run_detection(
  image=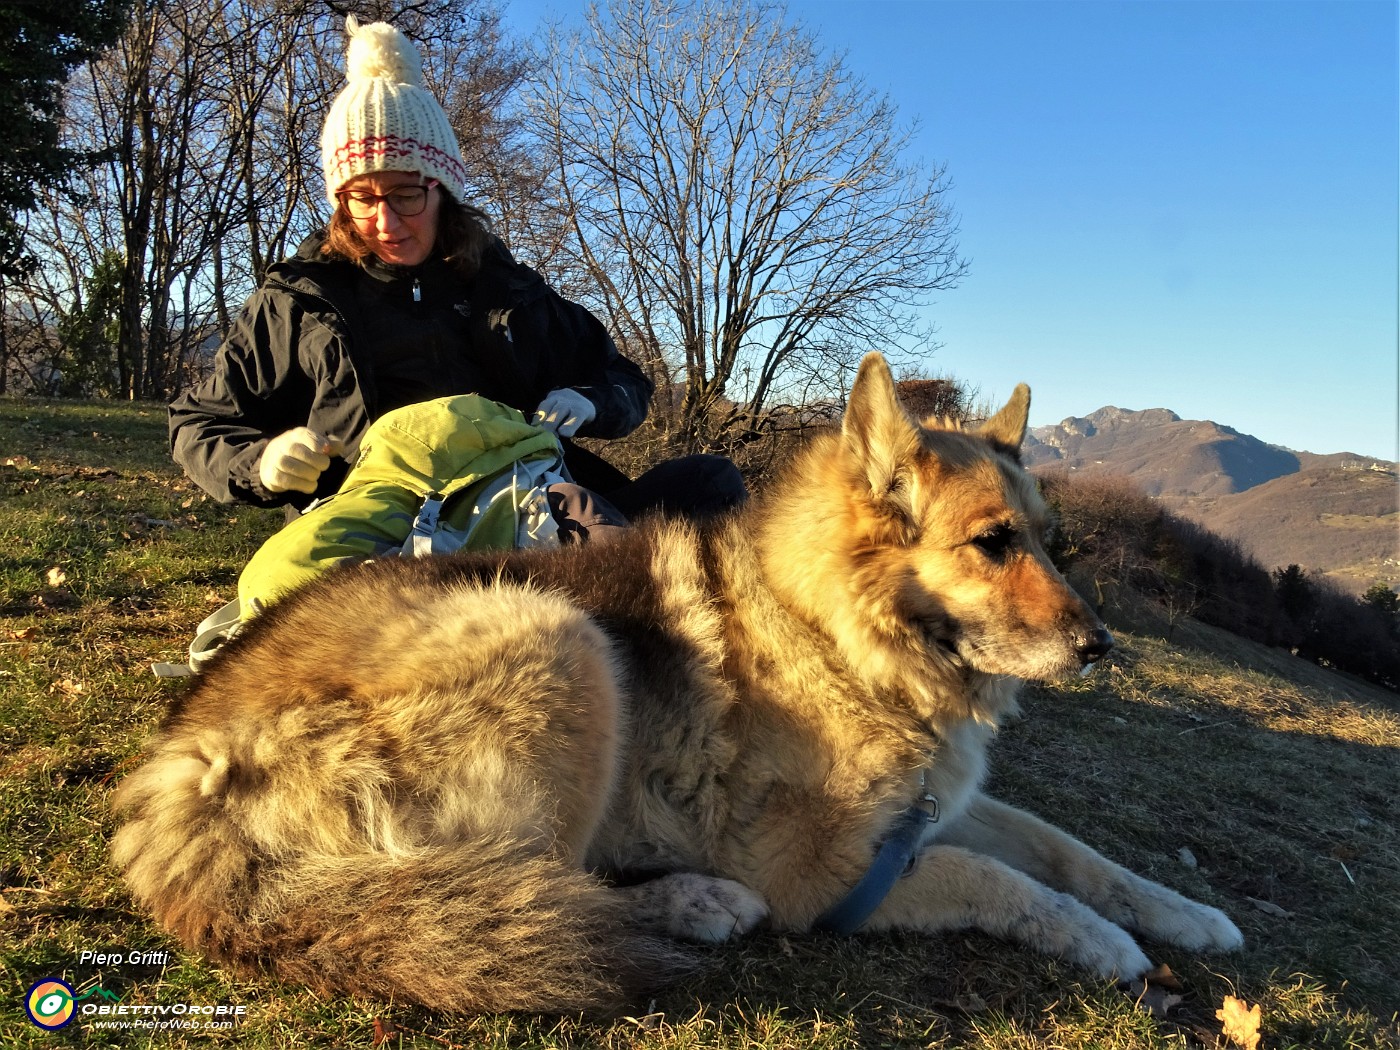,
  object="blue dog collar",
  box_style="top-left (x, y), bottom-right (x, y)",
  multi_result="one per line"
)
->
top-left (815, 786), bottom-right (940, 935)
